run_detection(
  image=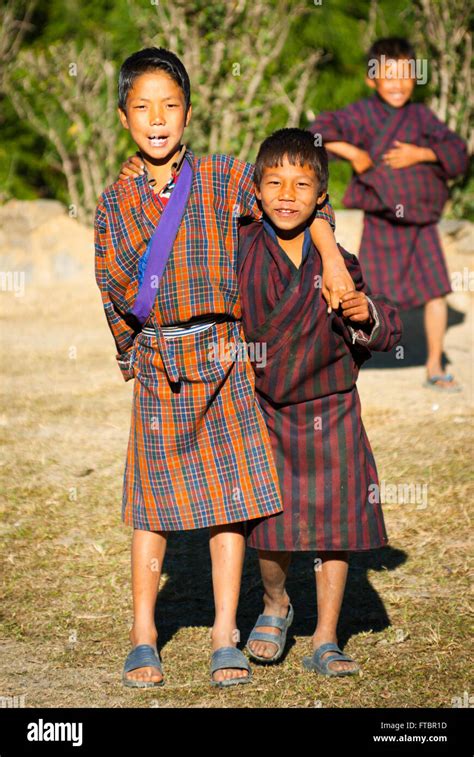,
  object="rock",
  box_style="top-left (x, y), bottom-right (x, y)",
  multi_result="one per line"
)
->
top-left (333, 209), bottom-right (364, 254)
top-left (439, 219), bottom-right (471, 237)
top-left (0, 199), bottom-right (471, 288)
top-left (439, 219), bottom-right (473, 256)
top-left (0, 199), bottom-right (66, 233)
top-left (0, 200), bottom-right (93, 285)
